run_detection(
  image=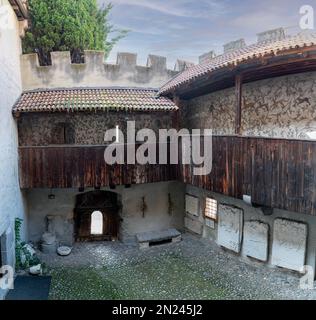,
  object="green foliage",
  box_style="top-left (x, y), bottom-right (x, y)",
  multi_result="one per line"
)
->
top-left (15, 218), bottom-right (23, 270)
top-left (23, 0), bottom-right (128, 65)
top-left (15, 218), bottom-right (41, 270)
